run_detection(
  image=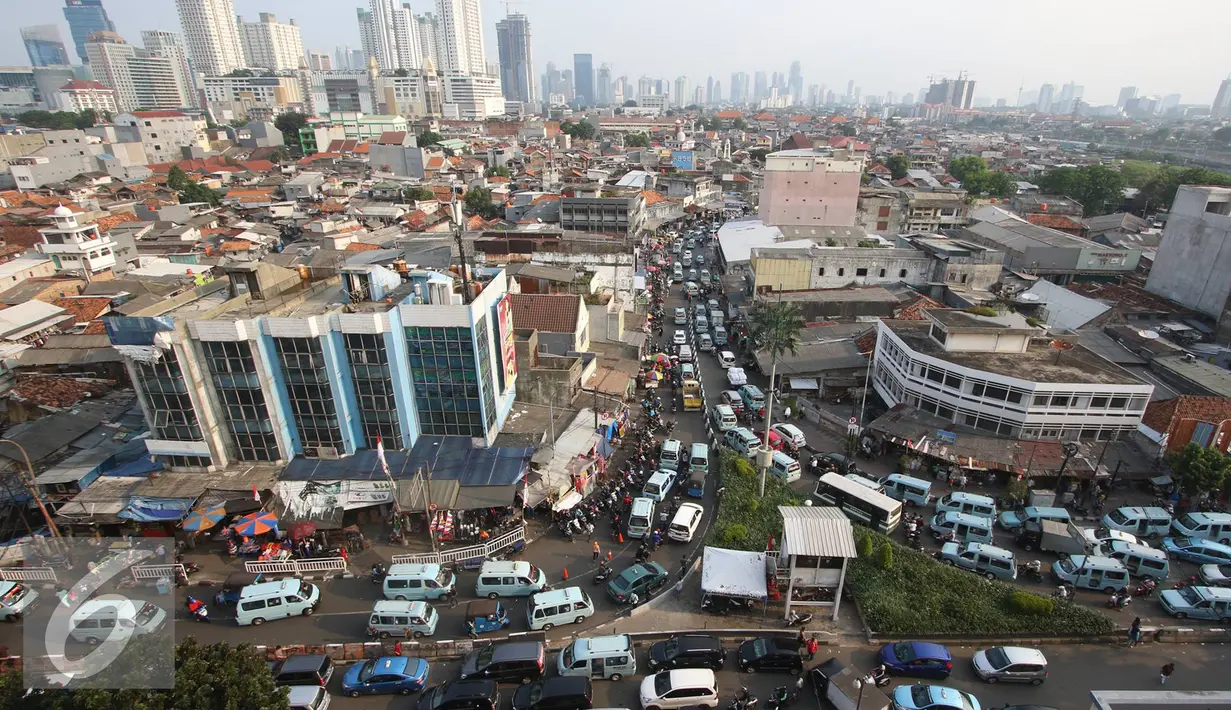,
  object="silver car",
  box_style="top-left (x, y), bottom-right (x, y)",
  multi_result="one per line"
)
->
top-left (971, 646), bottom-right (1048, 685)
